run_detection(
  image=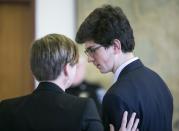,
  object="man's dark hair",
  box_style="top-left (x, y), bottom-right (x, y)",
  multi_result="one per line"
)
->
top-left (76, 5), bottom-right (135, 53)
